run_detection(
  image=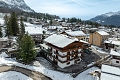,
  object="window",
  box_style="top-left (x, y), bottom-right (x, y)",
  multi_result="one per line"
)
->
top-left (116, 61), bottom-right (119, 63)
top-left (67, 62), bottom-right (70, 65)
top-left (76, 45), bottom-right (78, 48)
top-left (67, 52), bottom-right (70, 55)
